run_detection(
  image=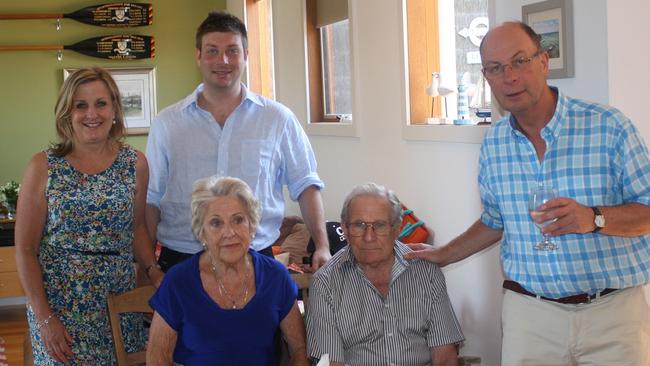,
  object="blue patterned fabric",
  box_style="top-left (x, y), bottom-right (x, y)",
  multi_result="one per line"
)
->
top-left (27, 146), bottom-right (146, 365)
top-left (479, 88), bottom-right (650, 298)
